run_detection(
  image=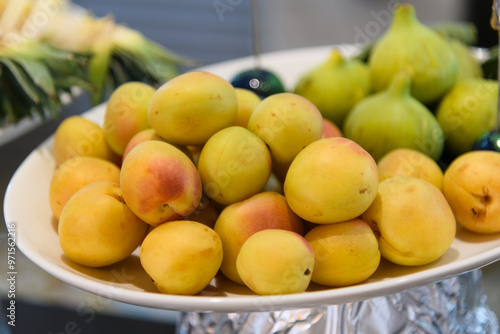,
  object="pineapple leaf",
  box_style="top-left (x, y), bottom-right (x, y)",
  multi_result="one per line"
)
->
top-left (88, 42), bottom-right (113, 105)
top-left (14, 57), bottom-right (57, 99)
top-left (0, 57), bottom-right (41, 105)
